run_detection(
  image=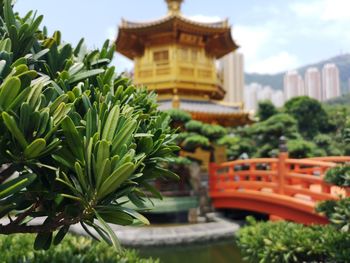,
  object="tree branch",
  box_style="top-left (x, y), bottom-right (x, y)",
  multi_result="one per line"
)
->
top-left (0, 214), bottom-right (81, 235)
top-left (12, 201), bottom-right (40, 225)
